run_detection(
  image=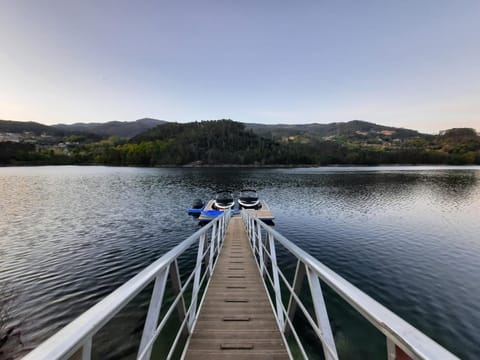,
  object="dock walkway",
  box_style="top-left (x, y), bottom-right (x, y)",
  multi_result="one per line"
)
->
top-left (185, 217), bottom-right (289, 359)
